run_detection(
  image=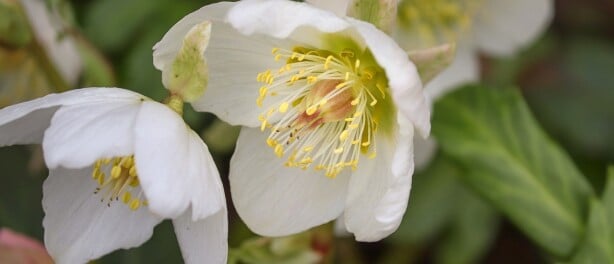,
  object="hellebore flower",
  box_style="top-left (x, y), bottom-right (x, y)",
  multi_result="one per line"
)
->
top-left (154, 0), bottom-right (430, 241)
top-left (394, 0), bottom-right (553, 99)
top-left (0, 21), bottom-right (227, 264)
top-left (0, 88), bottom-right (227, 263)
